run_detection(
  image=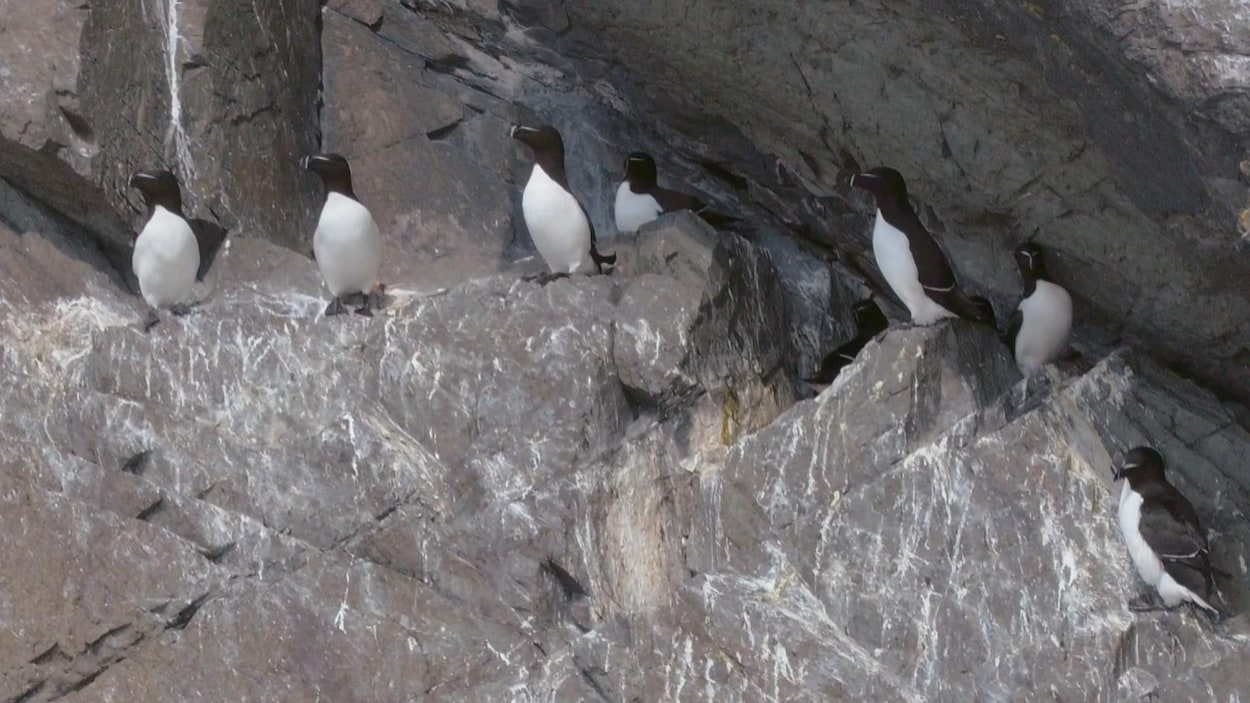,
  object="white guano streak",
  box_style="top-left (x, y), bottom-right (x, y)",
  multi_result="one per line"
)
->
top-left (164, 0), bottom-right (195, 176)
